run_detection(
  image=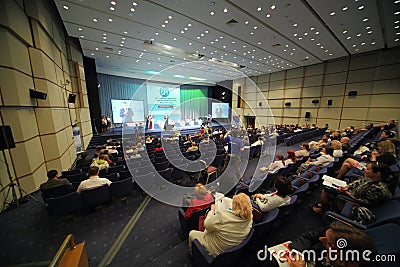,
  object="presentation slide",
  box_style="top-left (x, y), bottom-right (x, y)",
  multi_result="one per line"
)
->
top-left (212, 102), bottom-right (229, 118)
top-left (111, 99), bottom-right (145, 124)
